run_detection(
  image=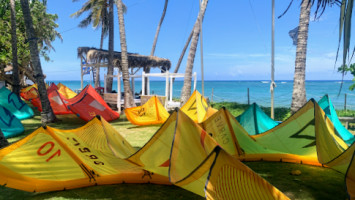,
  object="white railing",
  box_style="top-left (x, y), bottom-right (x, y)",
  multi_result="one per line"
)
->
top-left (103, 71), bottom-right (197, 111)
